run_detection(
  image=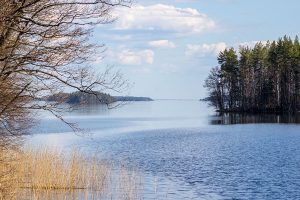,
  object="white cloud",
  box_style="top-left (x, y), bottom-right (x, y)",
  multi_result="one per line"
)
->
top-left (114, 4), bottom-right (216, 34)
top-left (238, 40), bottom-right (268, 48)
top-left (94, 56), bottom-right (104, 64)
top-left (118, 49), bottom-right (154, 65)
top-left (186, 42), bottom-right (227, 57)
top-left (148, 40), bottom-right (176, 48)
top-left (185, 40), bottom-right (269, 58)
